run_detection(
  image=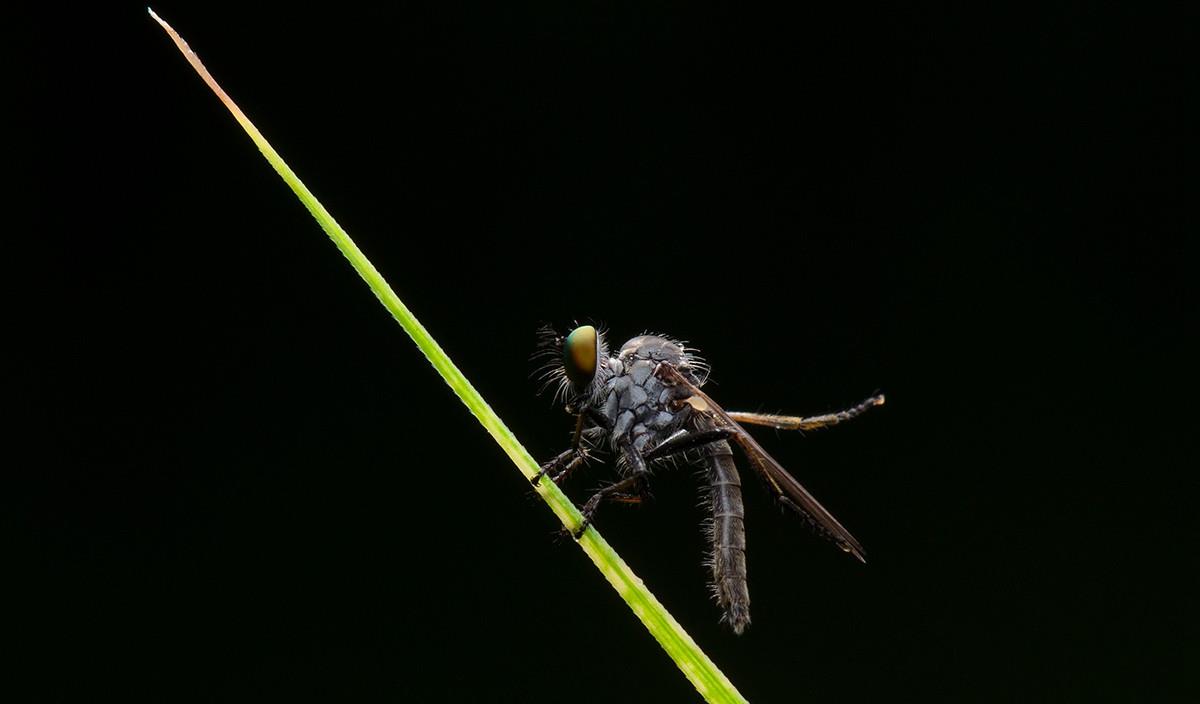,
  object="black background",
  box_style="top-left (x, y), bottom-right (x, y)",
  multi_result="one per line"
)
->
top-left (28, 4), bottom-right (1194, 702)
